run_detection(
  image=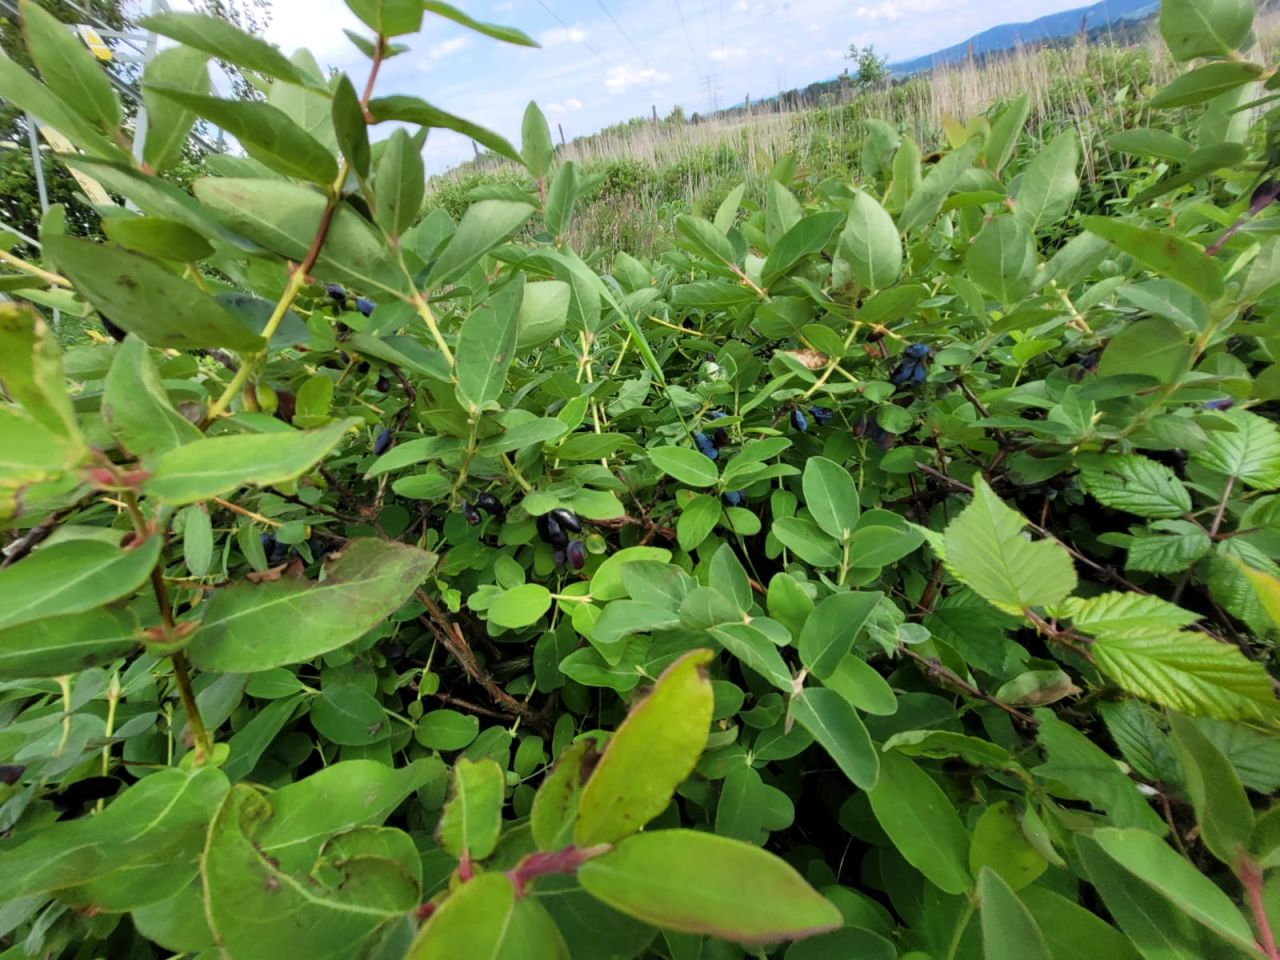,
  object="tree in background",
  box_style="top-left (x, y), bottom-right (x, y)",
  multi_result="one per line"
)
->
top-left (846, 42), bottom-right (889, 91)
